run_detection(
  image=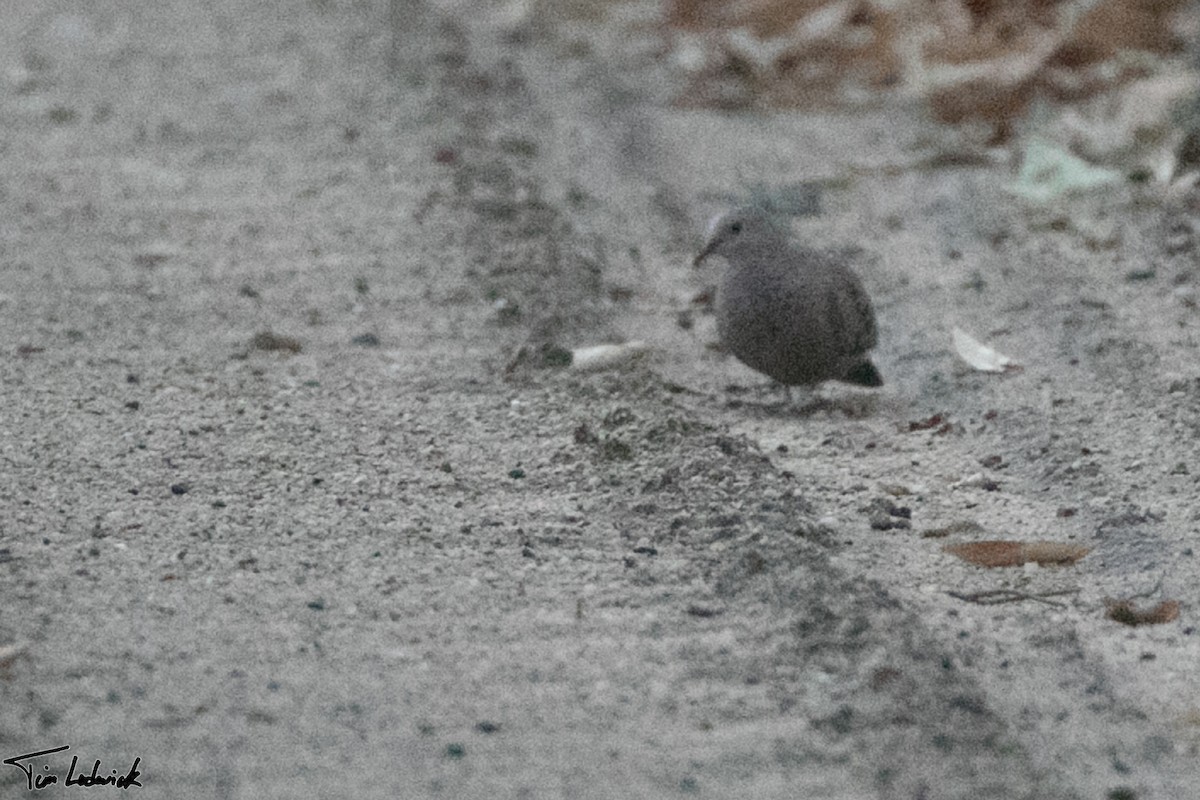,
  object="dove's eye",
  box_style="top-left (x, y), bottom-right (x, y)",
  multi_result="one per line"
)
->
top-left (729, 221), bottom-right (743, 235)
